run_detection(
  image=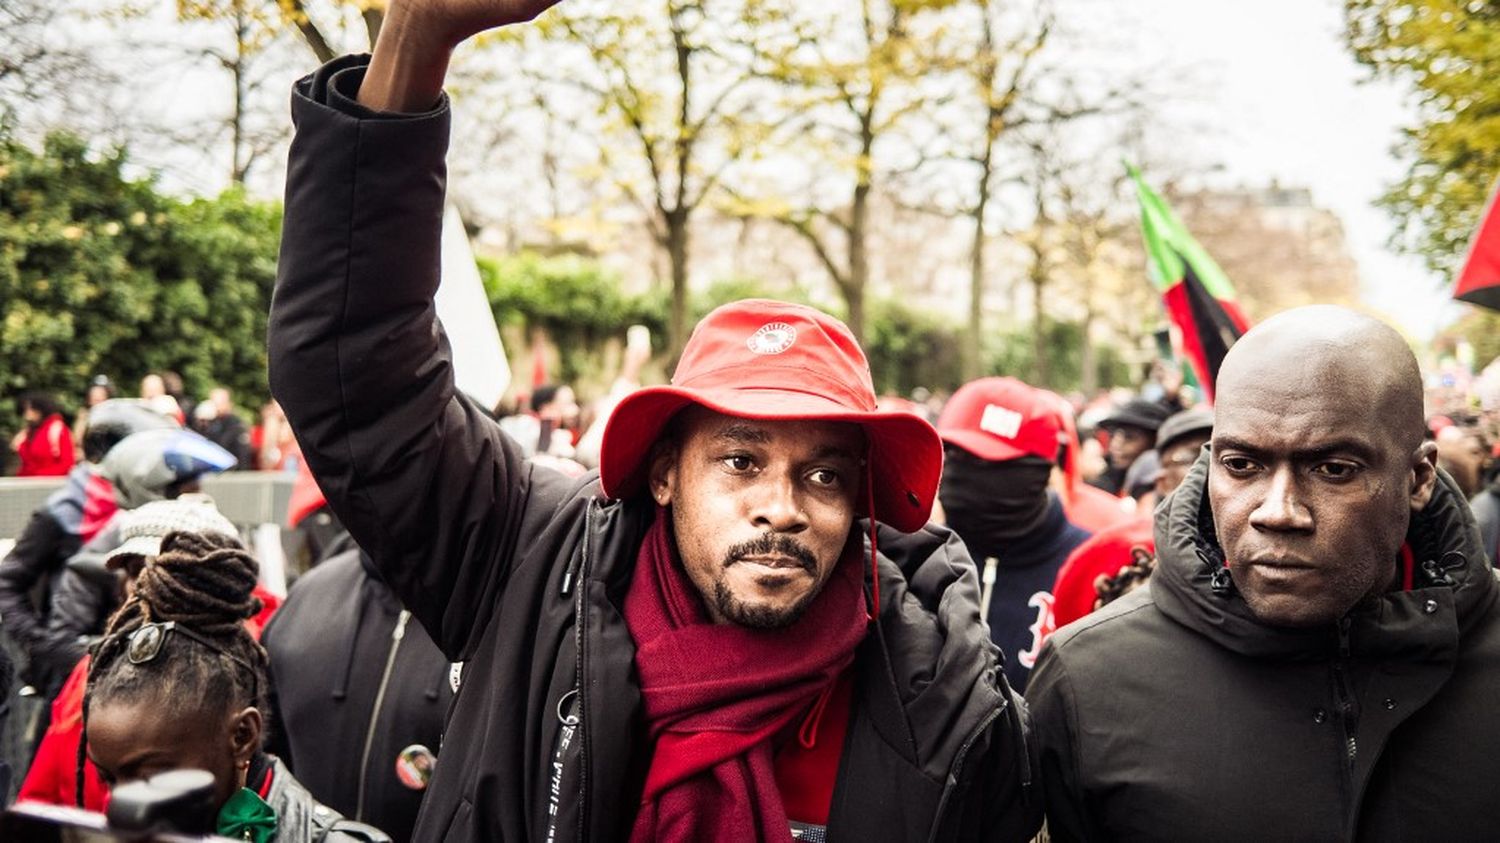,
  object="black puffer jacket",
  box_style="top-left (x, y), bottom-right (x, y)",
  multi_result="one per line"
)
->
top-left (263, 547), bottom-right (452, 843)
top-left (1029, 453), bottom-right (1500, 841)
top-left (0, 511), bottom-right (84, 695)
top-left (1471, 472), bottom-right (1500, 565)
top-left (268, 55), bottom-right (1040, 843)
